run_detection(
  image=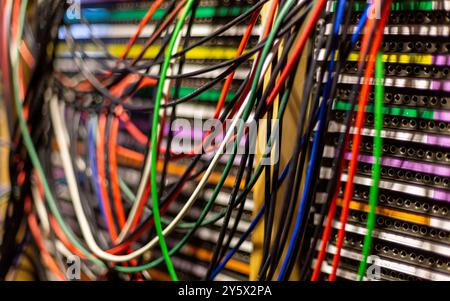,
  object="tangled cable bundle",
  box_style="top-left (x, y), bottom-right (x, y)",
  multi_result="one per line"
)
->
top-left (4, 0), bottom-right (446, 282)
